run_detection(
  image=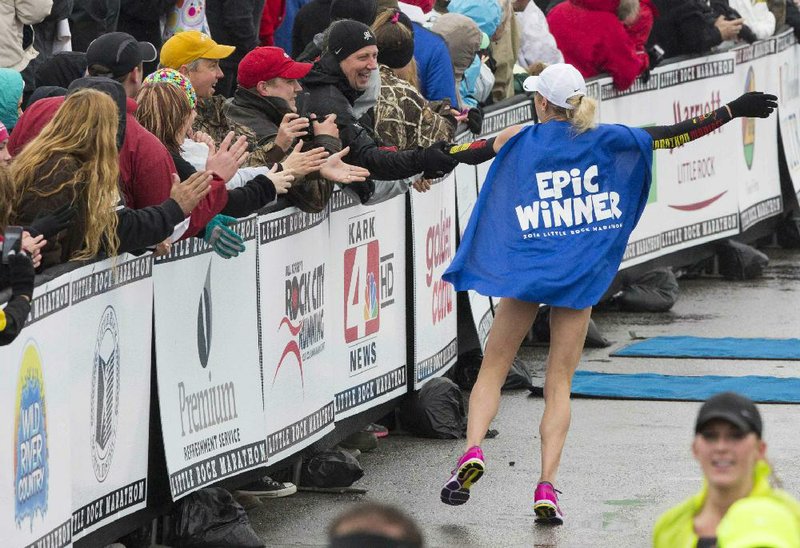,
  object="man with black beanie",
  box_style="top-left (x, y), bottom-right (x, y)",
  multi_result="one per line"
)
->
top-left (302, 19), bottom-right (458, 202)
